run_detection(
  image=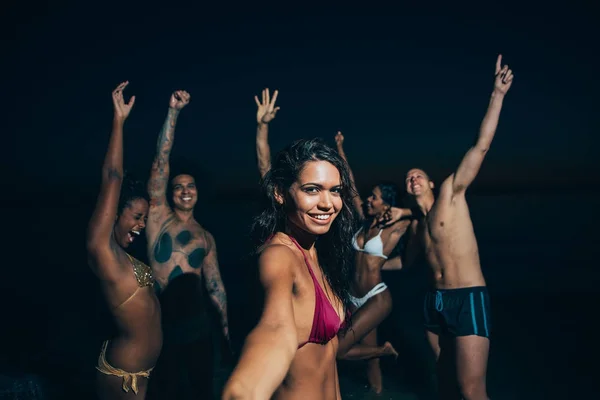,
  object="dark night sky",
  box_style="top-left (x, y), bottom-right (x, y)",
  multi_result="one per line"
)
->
top-left (3, 4), bottom-right (598, 199)
top-left (1, 7), bottom-right (598, 397)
